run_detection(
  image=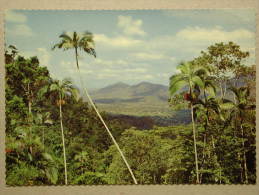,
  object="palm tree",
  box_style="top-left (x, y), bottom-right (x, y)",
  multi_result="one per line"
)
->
top-left (49, 78), bottom-right (79, 185)
top-left (194, 96), bottom-right (225, 183)
top-left (52, 31), bottom-right (138, 184)
top-left (169, 62), bottom-right (208, 184)
top-left (226, 86), bottom-right (255, 184)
